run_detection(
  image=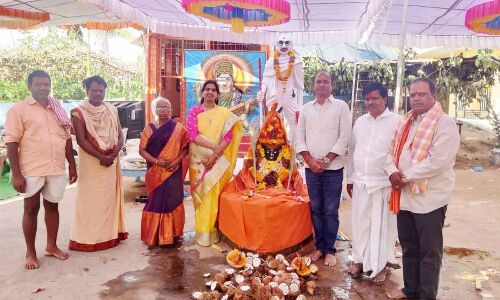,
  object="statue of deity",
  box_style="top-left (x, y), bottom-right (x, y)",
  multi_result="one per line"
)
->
top-left (257, 35), bottom-right (304, 143)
